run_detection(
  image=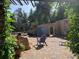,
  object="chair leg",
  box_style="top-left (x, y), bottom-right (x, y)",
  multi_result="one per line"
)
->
top-left (44, 42), bottom-right (48, 46)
